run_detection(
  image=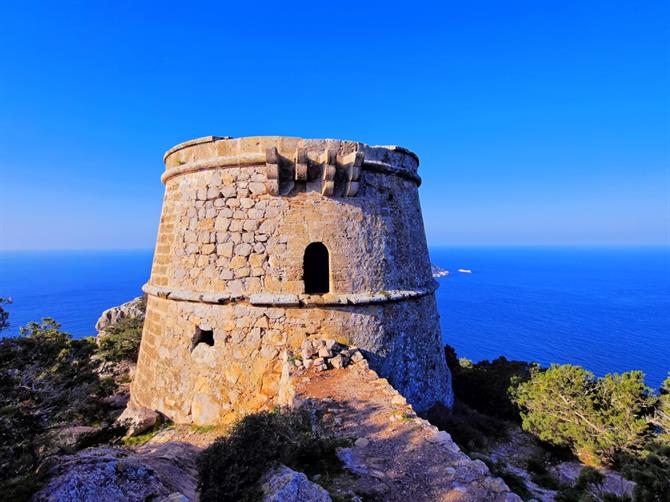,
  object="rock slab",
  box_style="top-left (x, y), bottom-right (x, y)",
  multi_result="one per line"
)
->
top-left (34, 442), bottom-right (199, 502)
top-left (260, 464), bottom-right (332, 502)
